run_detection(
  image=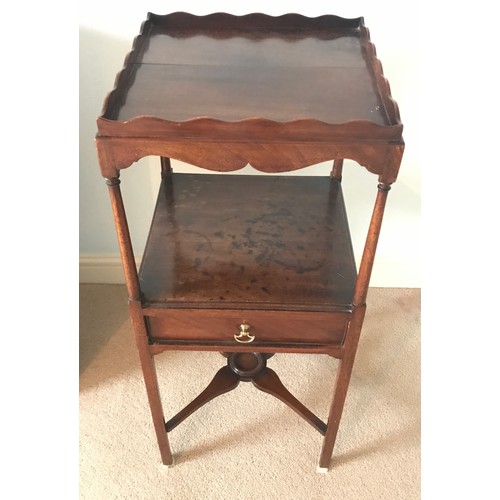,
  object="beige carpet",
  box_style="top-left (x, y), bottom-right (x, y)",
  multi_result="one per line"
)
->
top-left (80, 285), bottom-right (420, 499)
